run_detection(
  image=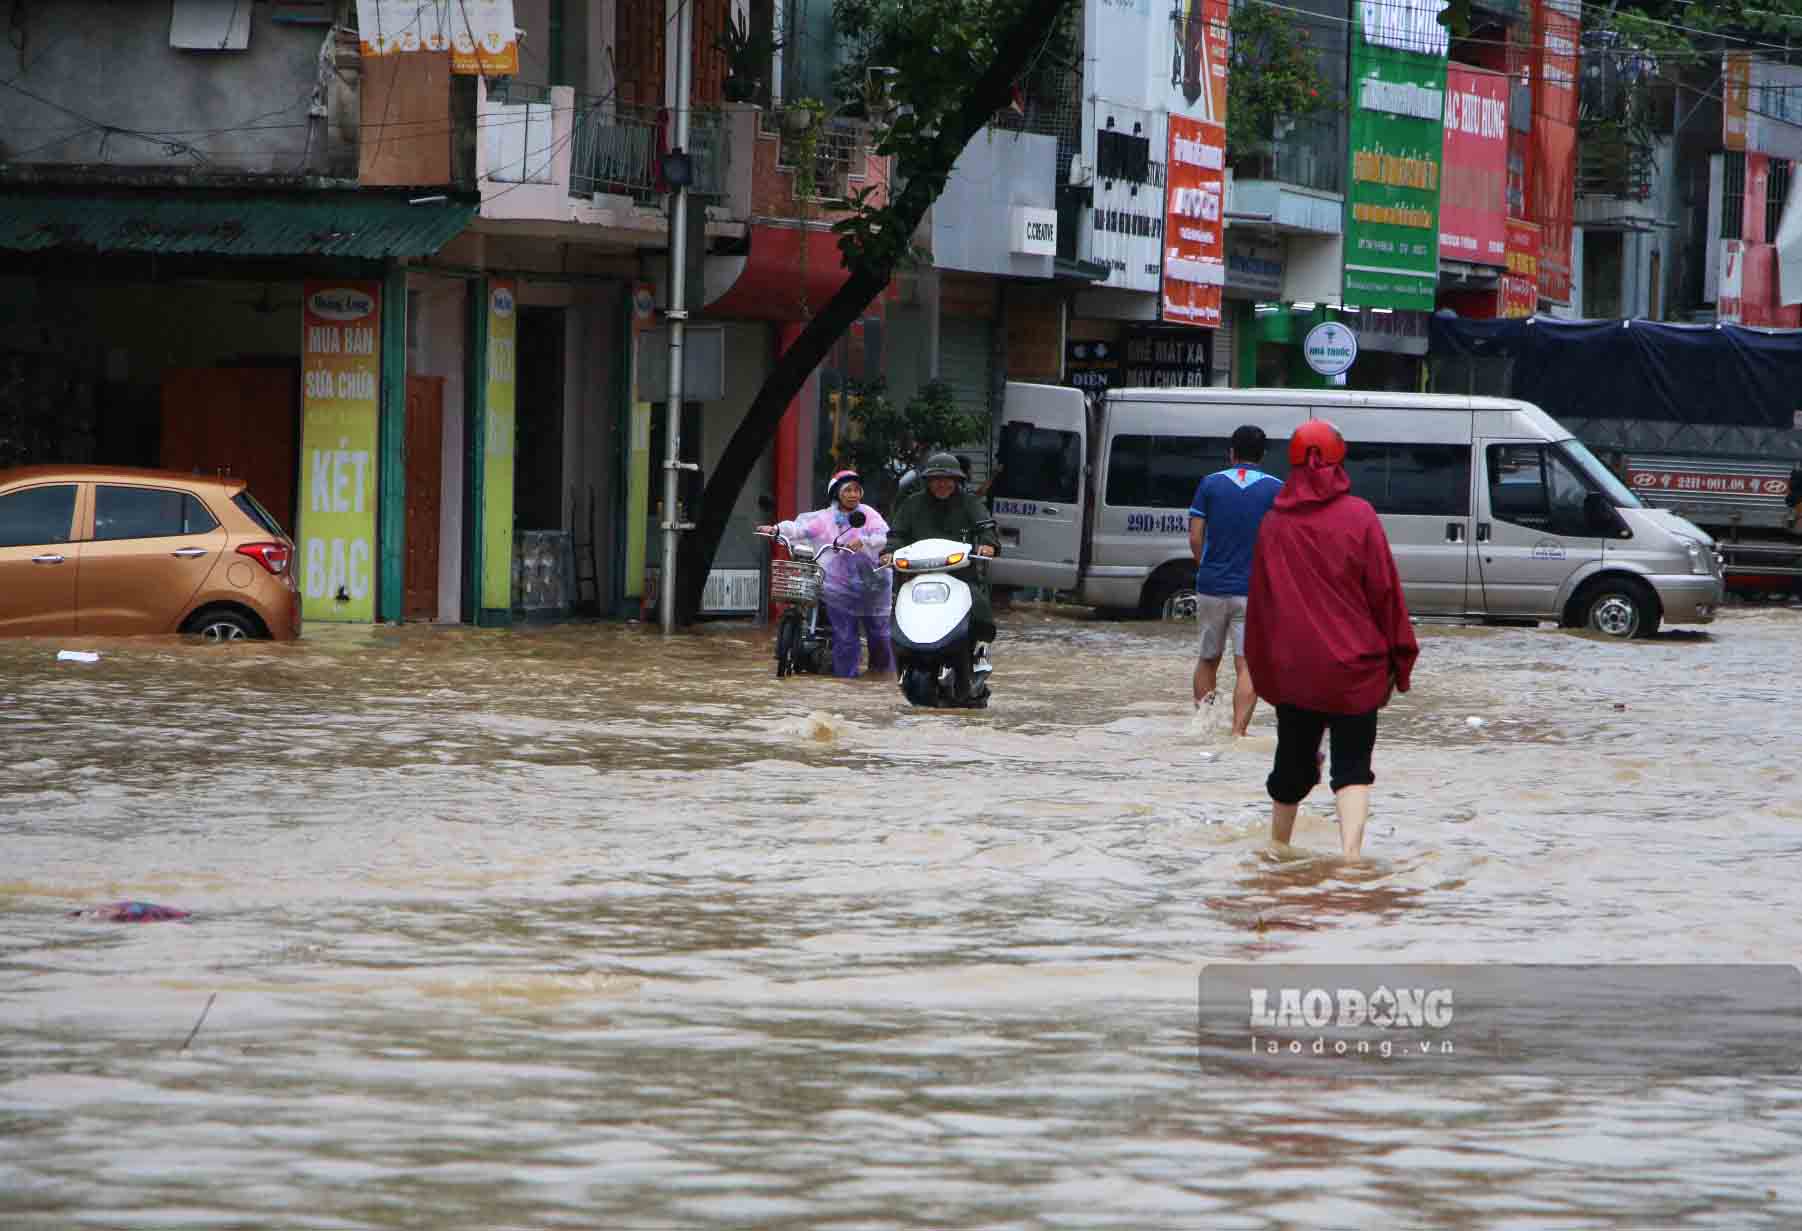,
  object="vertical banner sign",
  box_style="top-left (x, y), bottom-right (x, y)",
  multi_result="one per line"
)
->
top-left (1440, 66), bottom-right (1510, 266)
top-left (1532, 0), bottom-right (1579, 305)
top-left (1501, 218), bottom-right (1541, 317)
top-left (1724, 53), bottom-right (1750, 151)
top-left (1345, 0), bottom-right (1449, 310)
top-left (1163, 116), bottom-right (1226, 325)
top-left (1161, 0), bottom-right (1229, 326)
top-left (482, 280), bottom-right (517, 612)
top-left (1080, 0), bottom-right (1164, 294)
top-left (355, 1), bottom-right (519, 75)
top-left (299, 282), bottom-right (381, 623)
